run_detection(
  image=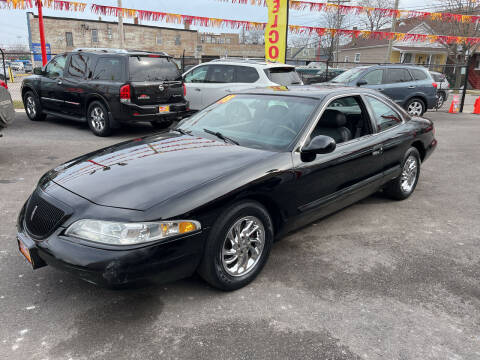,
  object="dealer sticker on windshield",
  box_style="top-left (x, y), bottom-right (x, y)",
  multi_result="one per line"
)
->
top-left (216, 95), bottom-right (236, 104)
